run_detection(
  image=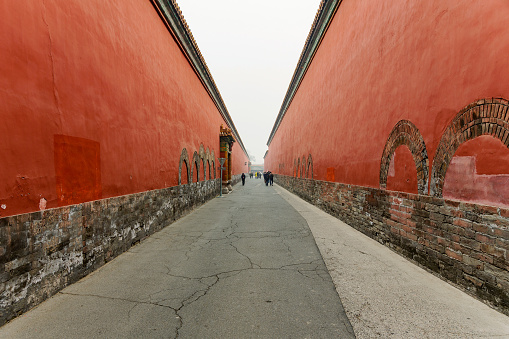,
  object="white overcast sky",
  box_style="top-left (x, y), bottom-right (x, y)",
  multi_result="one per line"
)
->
top-left (176, 0), bottom-right (322, 164)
